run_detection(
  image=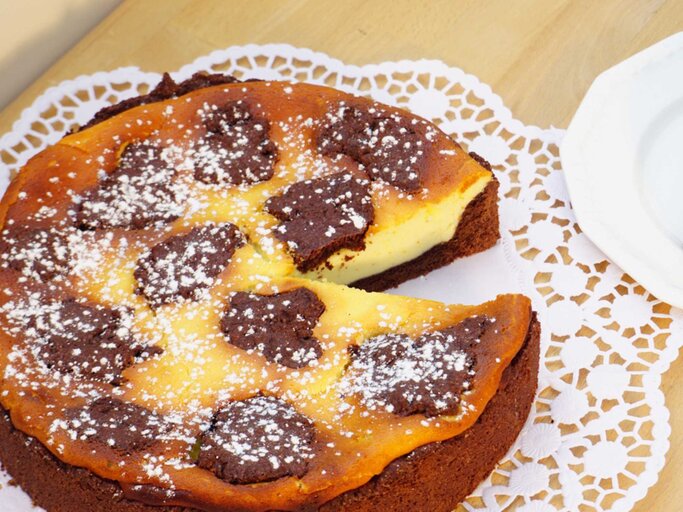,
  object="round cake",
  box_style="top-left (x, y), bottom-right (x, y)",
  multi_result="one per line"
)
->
top-left (0, 72), bottom-right (539, 512)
